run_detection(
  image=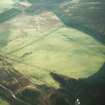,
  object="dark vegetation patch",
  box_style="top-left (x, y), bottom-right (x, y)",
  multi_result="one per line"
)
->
top-left (0, 8), bottom-right (21, 23)
top-left (0, 55), bottom-right (31, 93)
